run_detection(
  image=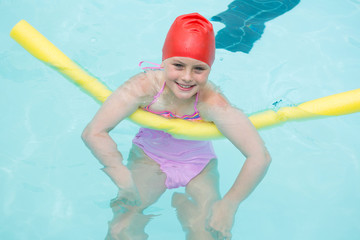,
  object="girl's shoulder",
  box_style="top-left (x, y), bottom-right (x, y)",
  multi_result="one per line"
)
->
top-left (122, 70), bottom-right (164, 98)
top-left (144, 69), bottom-right (164, 89)
top-left (198, 81), bottom-right (232, 121)
top-left (199, 81), bottom-right (230, 107)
